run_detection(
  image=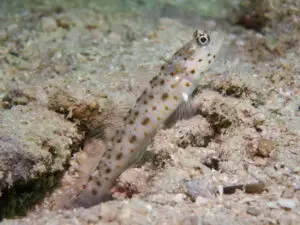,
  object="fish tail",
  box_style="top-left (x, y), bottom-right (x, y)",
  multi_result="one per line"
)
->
top-left (58, 138), bottom-right (108, 209)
